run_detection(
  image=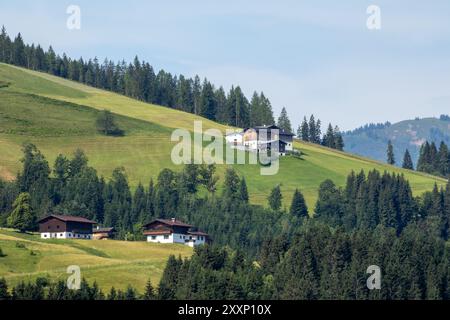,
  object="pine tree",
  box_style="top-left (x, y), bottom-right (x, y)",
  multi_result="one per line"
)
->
top-left (223, 168), bottom-right (240, 199)
top-left (277, 107), bottom-right (292, 133)
top-left (268, 185), bottom-right (282, 211)
top-left (300, 116), bottom-right (309, 141)
top-left (308, 115), bottom-right (317, 143)
top-left (387, 140), bottom-right (395, 165)
top-left (322, 124), bottom-right (335, 148)
top-left (200, 79), bottom-right (217, 121)
top-left (7, 193), bottom-right (35, 232)
top-left (402, 149), bottom-right (414, 170)
top-left (158, 255), bottom-right (182, 300)
top-left (238, 178), bottom-right (249, 203)
top-left (333, 126), bottom-right (344, 151)
top-left (289, 189), bottom-right (308, 218)
top-left (0, 277), bottom-right (10, 300)
top-left (143, 279), bottom-right (156, 300)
